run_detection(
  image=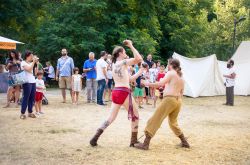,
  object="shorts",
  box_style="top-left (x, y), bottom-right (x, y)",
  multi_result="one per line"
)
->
top-left (144, 87), bottom-right (149, 96)
top-left (112, 87), bottom-right (129, 105)
top-left (35, 92), bottom-right (43, 102)
top-left (106, 79), bottom-right (113, 89)
top-left (134, 87), bottom-right (143, 97)
top-left (59, 76), bottom-right (72, 89)
top-left (155, 90), bottom-right (160, 97)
